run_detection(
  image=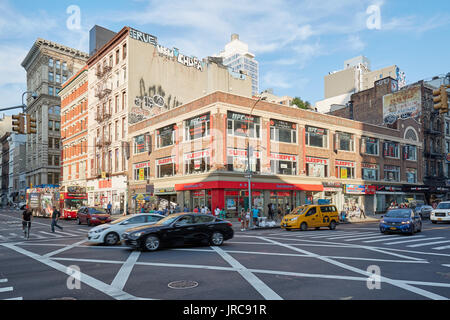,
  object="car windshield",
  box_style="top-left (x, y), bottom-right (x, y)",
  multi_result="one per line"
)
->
top-left (90, 207), bottom-right (108, 214)
top-left (65, 199), bottom-right (86, 210)
top-left (153, 215), bottom-right (181, 226)
top-left (437, 203), bottom-right (450, 209)
top-left (290, 206), bottom-right (307, 215)
top-left (385, 209), bottom-right (412, 219)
